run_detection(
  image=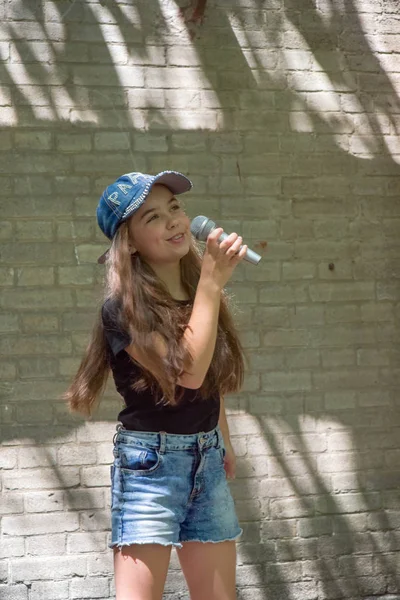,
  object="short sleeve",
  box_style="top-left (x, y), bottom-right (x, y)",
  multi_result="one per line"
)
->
top-left (101, 298), bottom-right (132, 357)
